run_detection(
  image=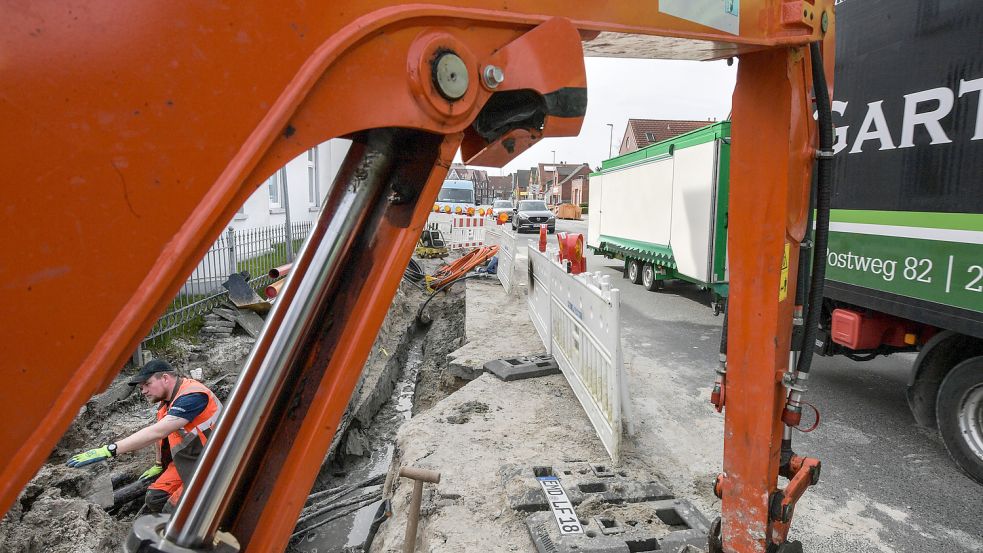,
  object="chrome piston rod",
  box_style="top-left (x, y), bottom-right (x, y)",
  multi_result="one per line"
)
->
top-left (161, 130), bottom-right (398, 549)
